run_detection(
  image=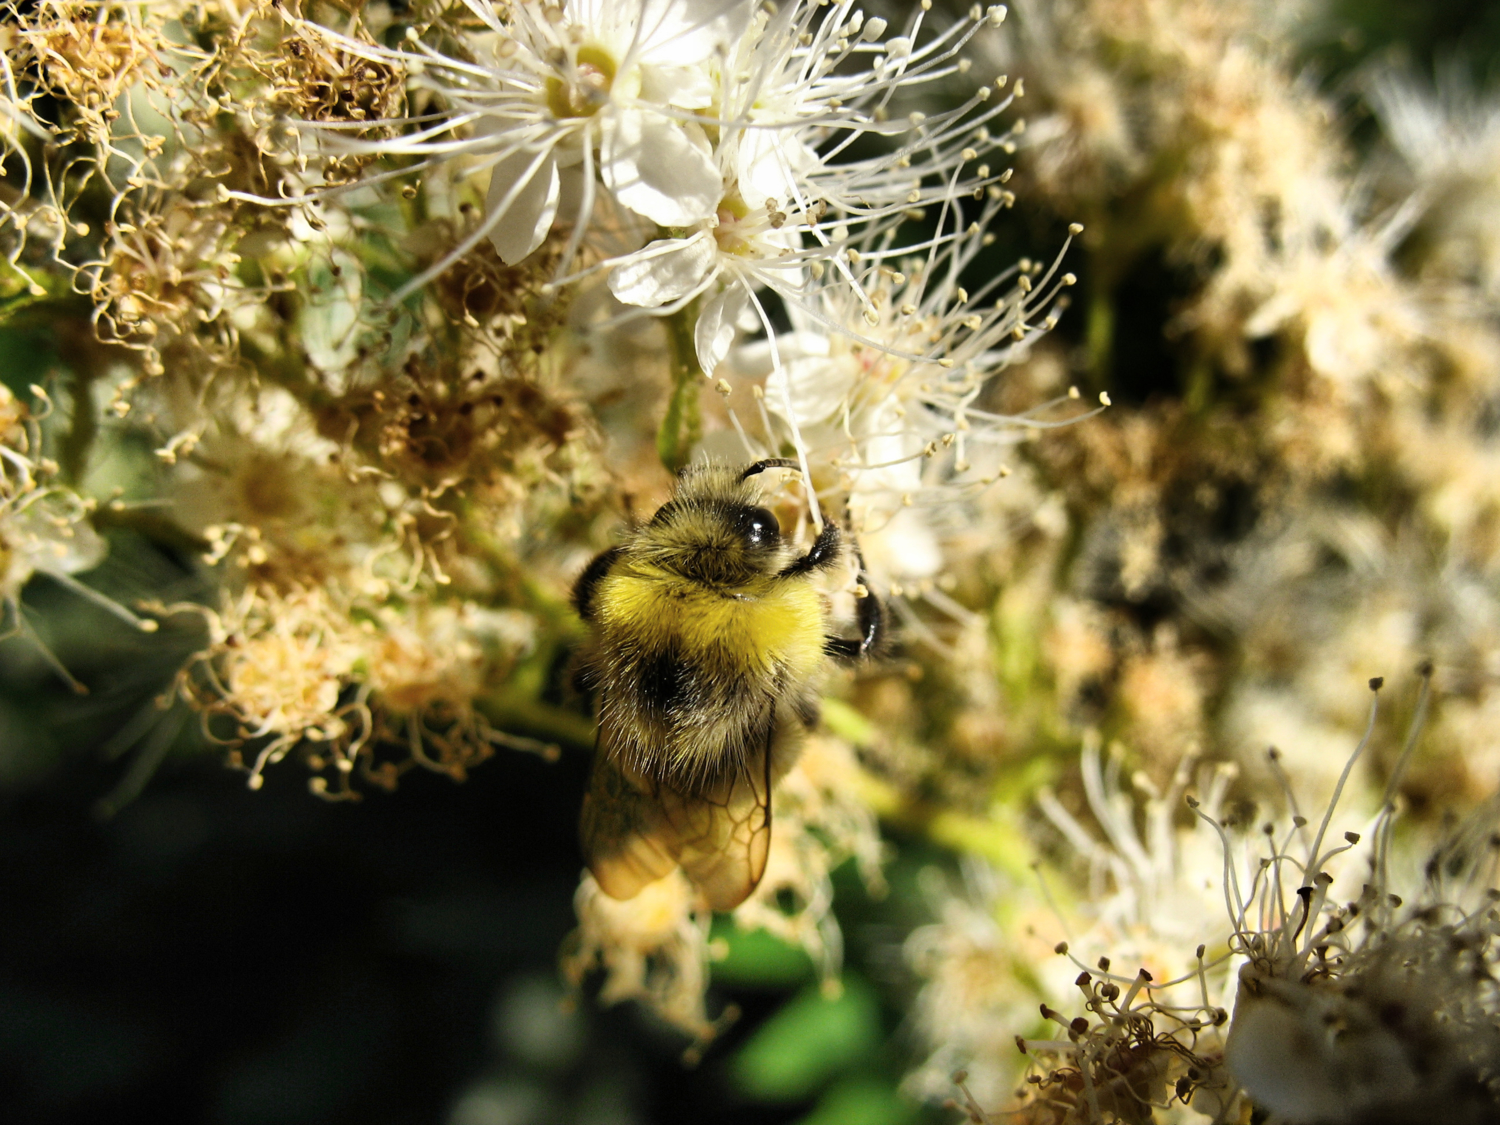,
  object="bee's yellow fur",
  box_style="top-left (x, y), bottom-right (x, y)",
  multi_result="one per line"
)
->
top-left (593, 566), bottom-right (826, 774)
